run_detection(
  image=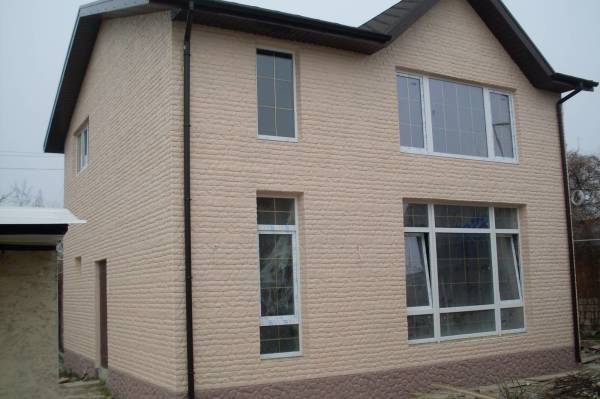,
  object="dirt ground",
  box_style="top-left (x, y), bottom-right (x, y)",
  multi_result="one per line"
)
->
top-left (414, 340), bottom-right (600, 399)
